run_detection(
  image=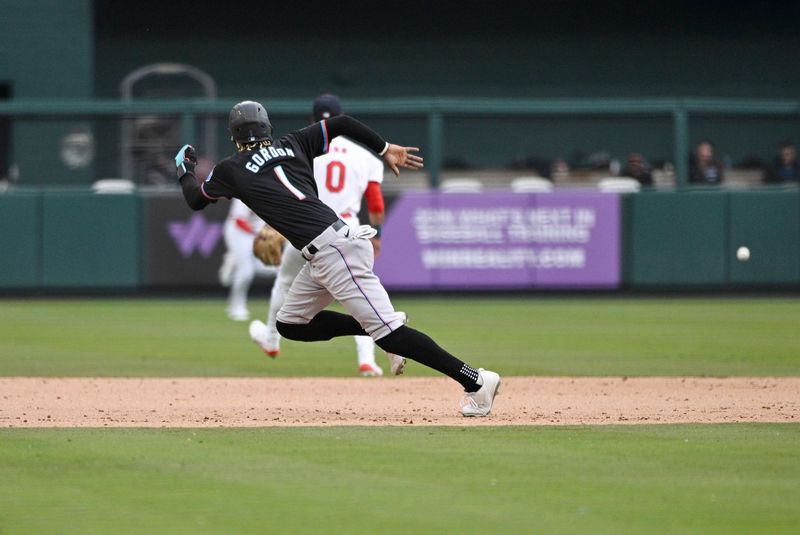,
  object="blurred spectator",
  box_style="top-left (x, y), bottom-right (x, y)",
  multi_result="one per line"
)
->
top-left (619, 153), bottom-right (653, 187)
top-left (689, 140), bottom-right (724, 185)
top-left (550, 158), bottom-right (570, 182)
top-left (764, 141), bottom-right (799, 184)
top-left (510, 154), bottom-right (552, 179)
top-left (588, 150), bottom-right (611, 171)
